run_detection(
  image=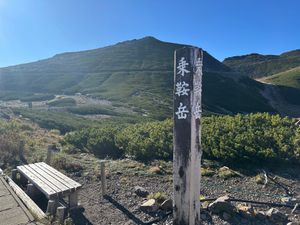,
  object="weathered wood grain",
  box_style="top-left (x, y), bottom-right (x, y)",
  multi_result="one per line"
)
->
top-left (100, 161), bottom-right (107, 196)
top-left (0, 207), bottom-right (30, 225)
top-left (34, 162), bottom-right (76, 190)
top-left (38, 162), bottom-right (81, 188)
top-left (5, 176), bottom-right (46, 221)
top-left (173, 47), bottom-right (203, 225)
top-left (46, 144), bottom-right (54, 165)
top-left (17, 165), bottom-right (56, 198)
top-left (17, 162), bottom-right (82, 199)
